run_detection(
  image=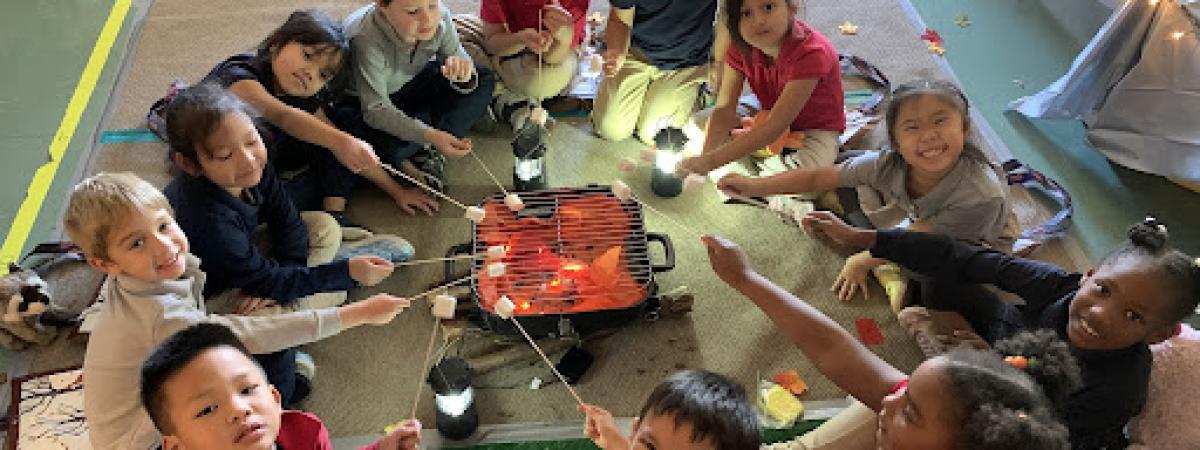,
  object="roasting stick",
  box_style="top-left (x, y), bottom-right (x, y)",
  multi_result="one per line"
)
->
top-left (470, 151), bottom-right (511, 197)
top-left (610, 180), bottom-right (704, 237)
top-left (380, 163), bottom-right (472, 211)
top-left (409, 319), bottom-right (442, 419)
top-left (495, 296), bottom-right (586, 406)
top-left (405, 273), bottom-right (480, 418)
top-left (392, 244), bottom-right (508, 268)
